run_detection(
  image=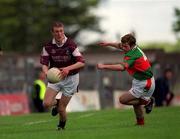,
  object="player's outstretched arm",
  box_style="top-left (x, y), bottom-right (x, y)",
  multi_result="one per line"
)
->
top-left (60, 62), bottom-right (85, 77)
top-left (98, 42), bottom-right (122, 49)
top-left (97, 63), bottom-right (125, 71)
